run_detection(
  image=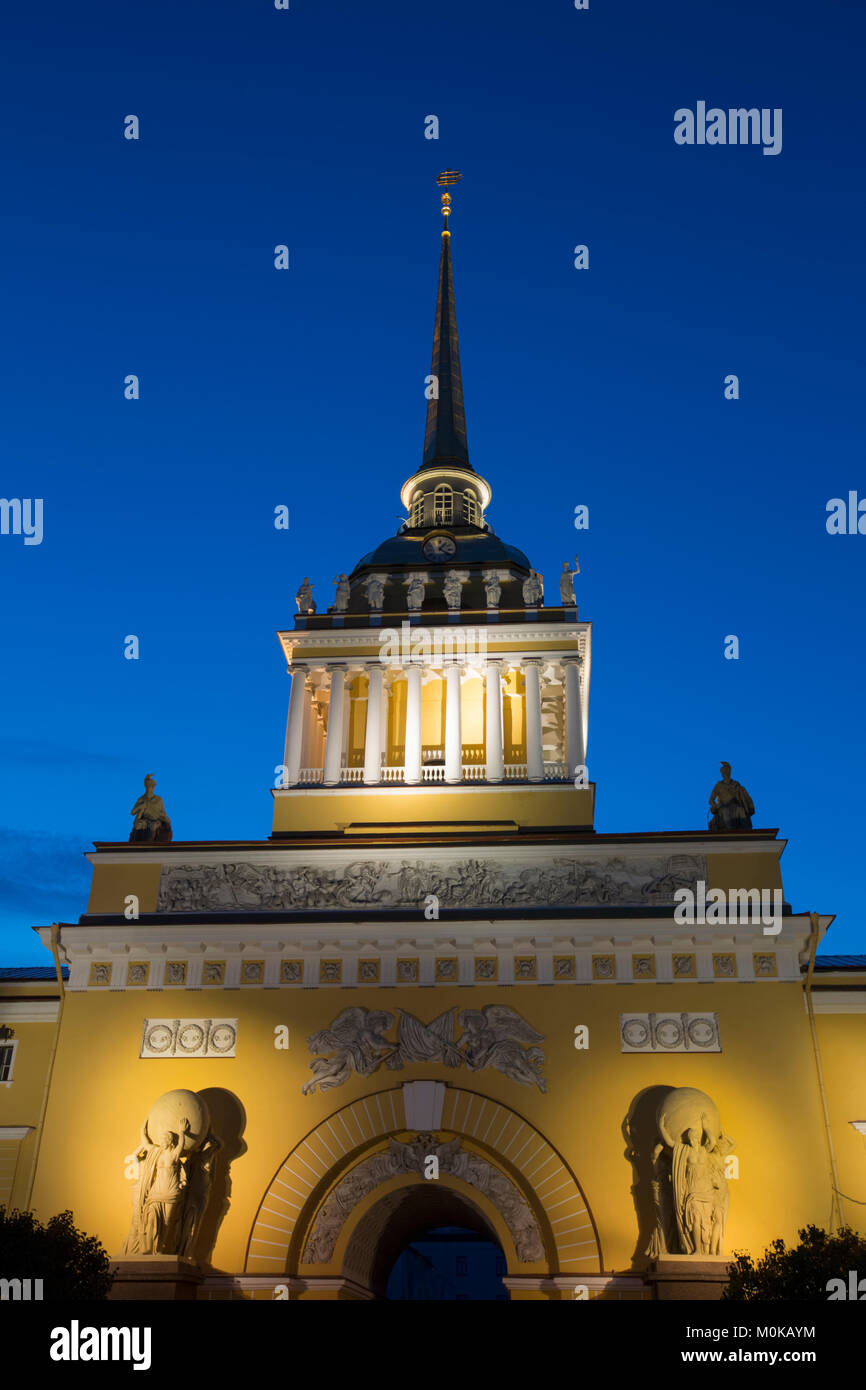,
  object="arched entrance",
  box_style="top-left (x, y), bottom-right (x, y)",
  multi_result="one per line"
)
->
top-left (245, 1082), bottom-right (602, 1299)
top-left (348, 1184), bottom-right (505, 1300)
